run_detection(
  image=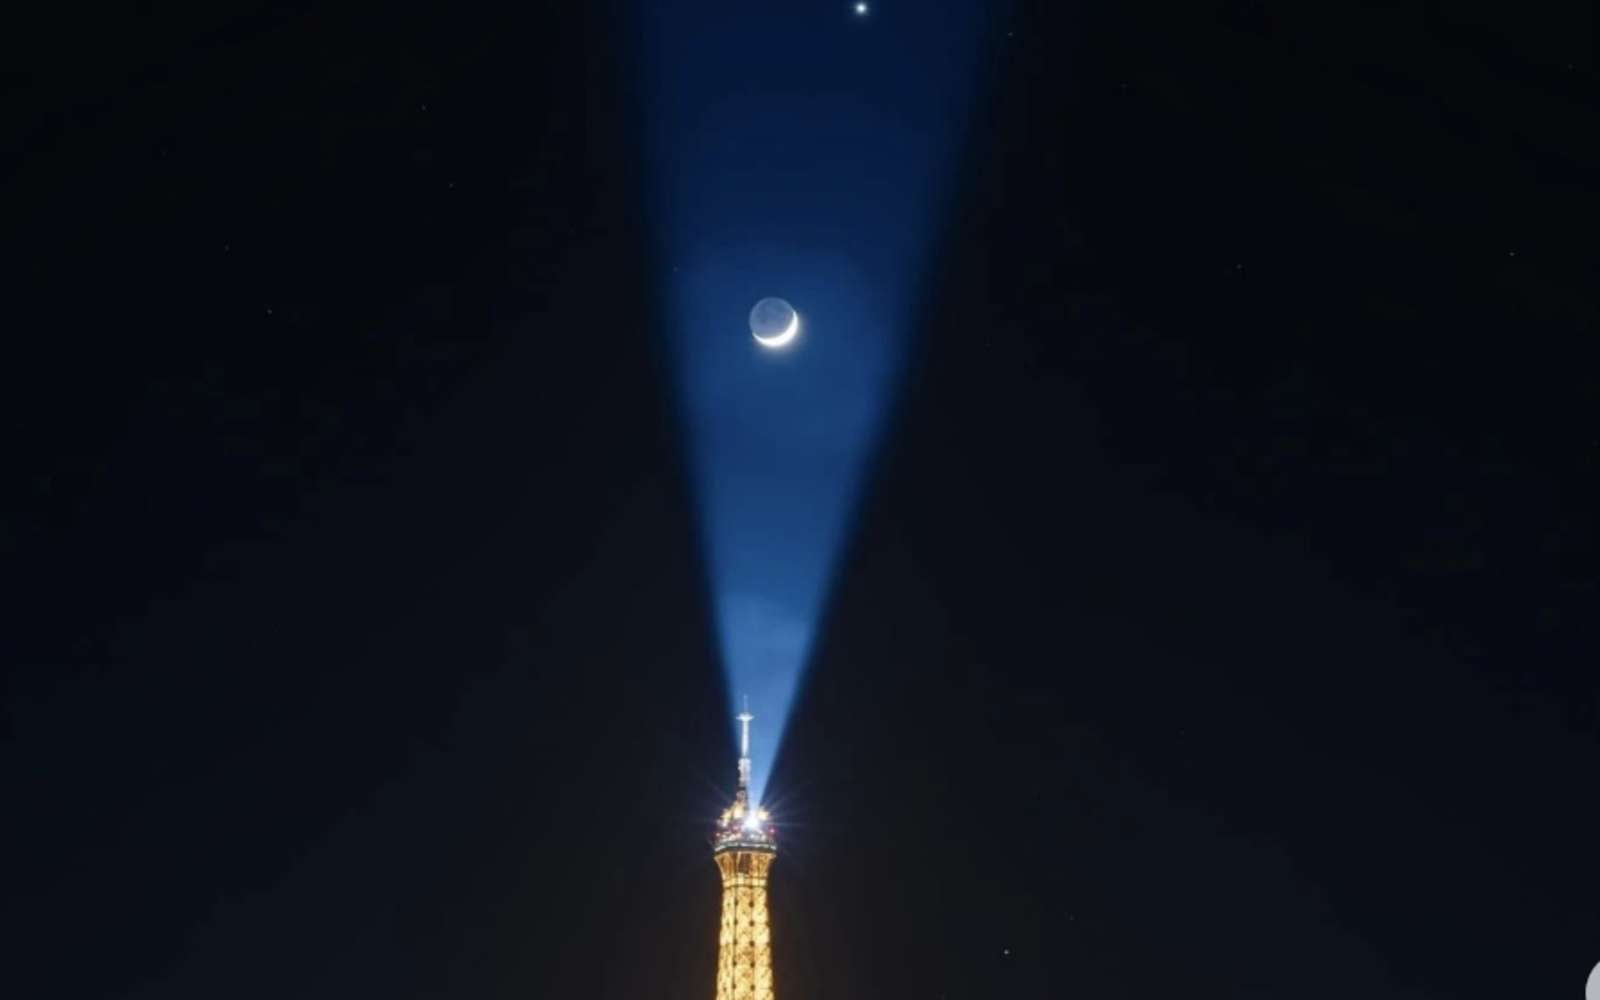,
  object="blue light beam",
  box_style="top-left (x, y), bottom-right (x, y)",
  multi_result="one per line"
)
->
top-left (637, 0), bottom-right (990, 804)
